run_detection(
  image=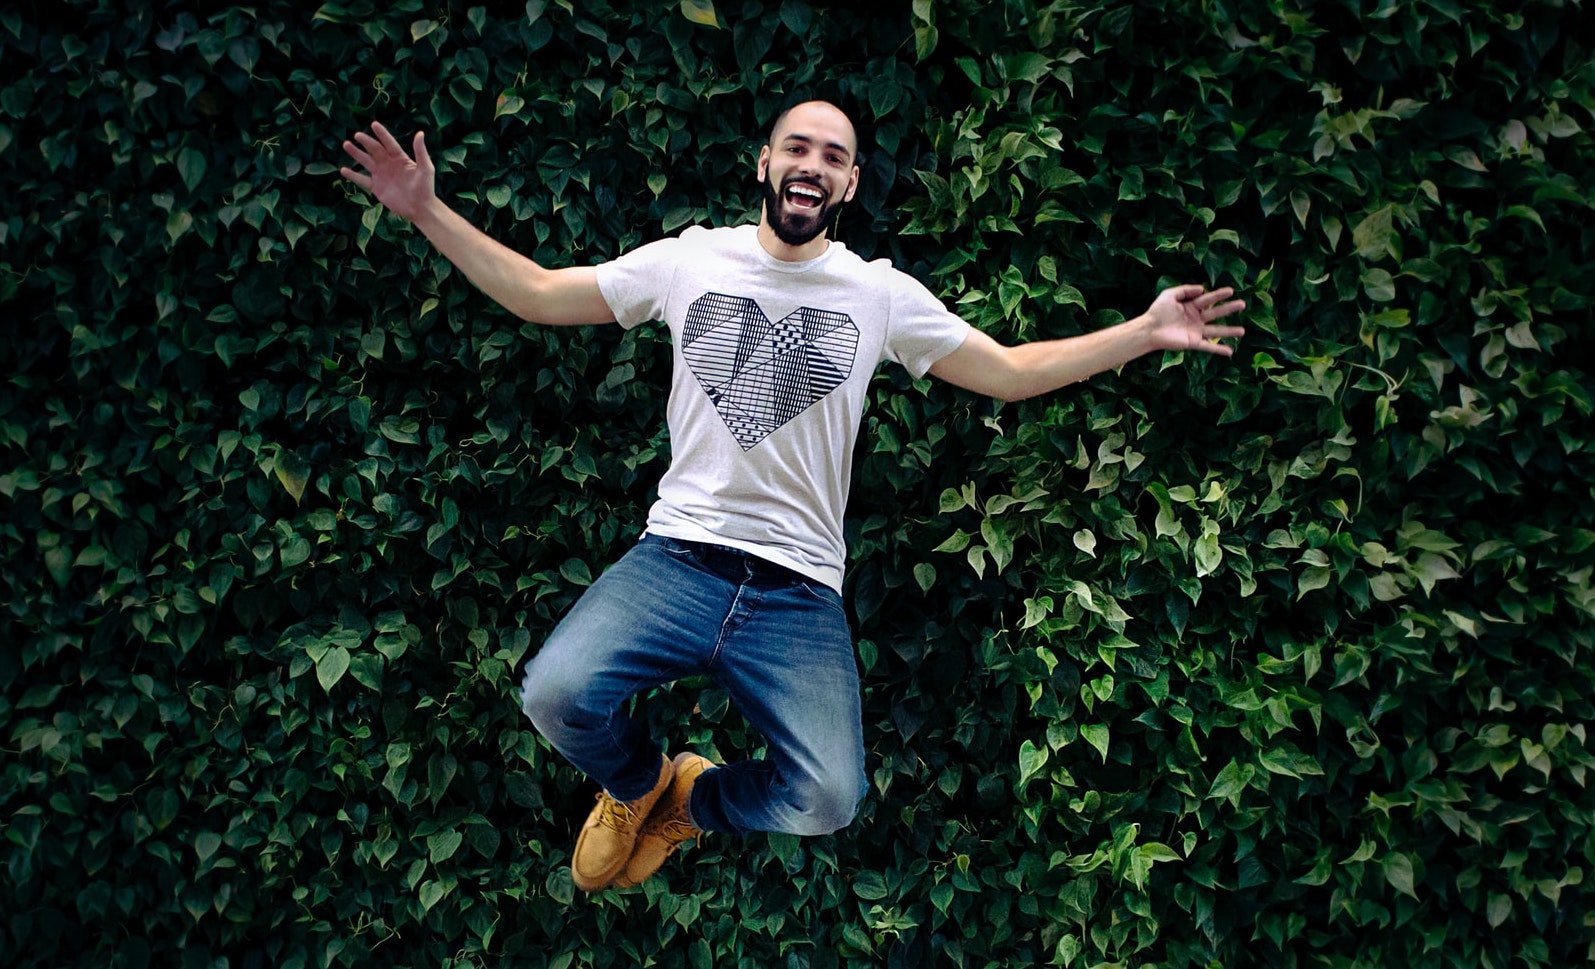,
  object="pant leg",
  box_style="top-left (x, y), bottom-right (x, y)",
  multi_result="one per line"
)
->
top-left (689, 576), bottom-right (868, 837)
top-left (519, 535), bottom-right (733, 801)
